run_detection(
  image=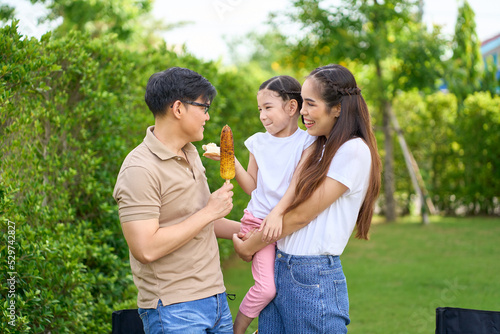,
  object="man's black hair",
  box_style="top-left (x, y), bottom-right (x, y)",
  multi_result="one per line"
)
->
top-left (145, 67), bottom-right (217, 118)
